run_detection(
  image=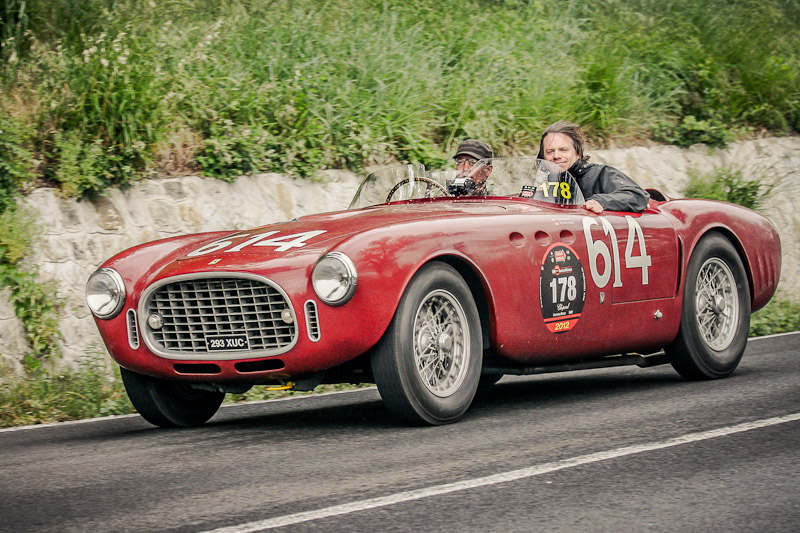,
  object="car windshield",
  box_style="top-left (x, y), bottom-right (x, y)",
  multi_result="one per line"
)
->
top-left (348, 157), bottom-right (585, 209)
